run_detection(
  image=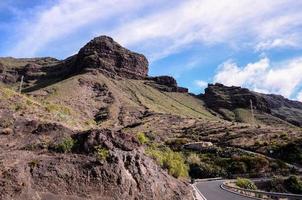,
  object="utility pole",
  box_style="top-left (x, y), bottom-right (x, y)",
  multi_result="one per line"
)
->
top-left (19, 75), bottom-right (24, 94)
top-left (250, 99), bottom-right (255, 124)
